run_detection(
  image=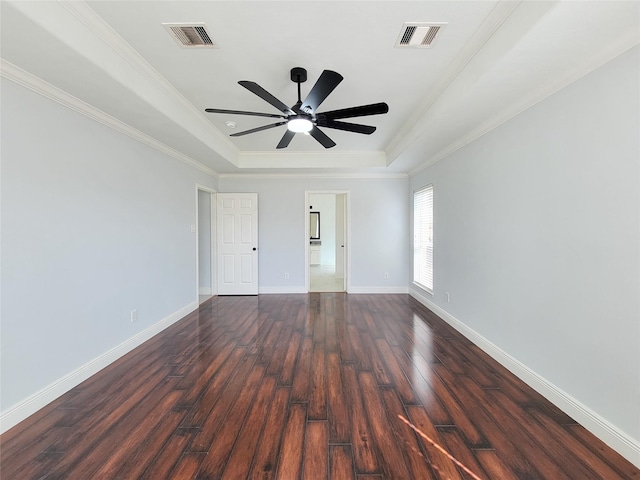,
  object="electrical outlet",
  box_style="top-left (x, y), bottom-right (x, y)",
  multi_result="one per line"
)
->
top-left (446, 292), bottom-right (450, 303)
top-left (131, 309), bottom-right (137, 322)
top-left (384, 272), bottom-right (389, 280)
top-left (284, 272), bottom-right (290, 279)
